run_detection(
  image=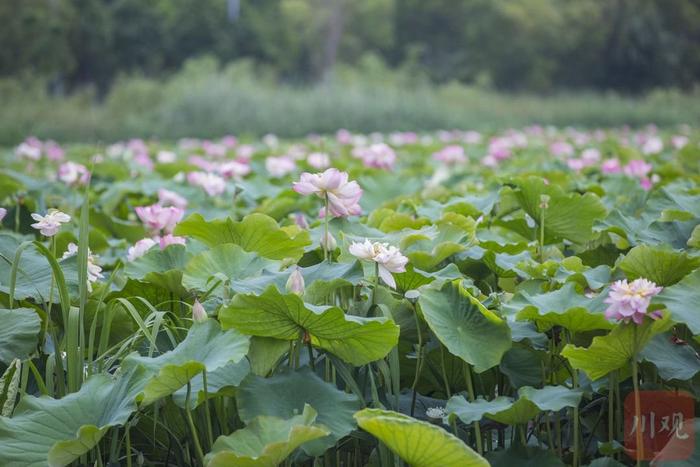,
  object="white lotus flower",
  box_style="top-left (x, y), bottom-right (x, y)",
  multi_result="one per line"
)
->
top-left (30, 209), bottom-right (71, 237)
top-left (349, 239), bottom-right (408, 289)
top-left (62, 243), bottom-right (103, 292)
